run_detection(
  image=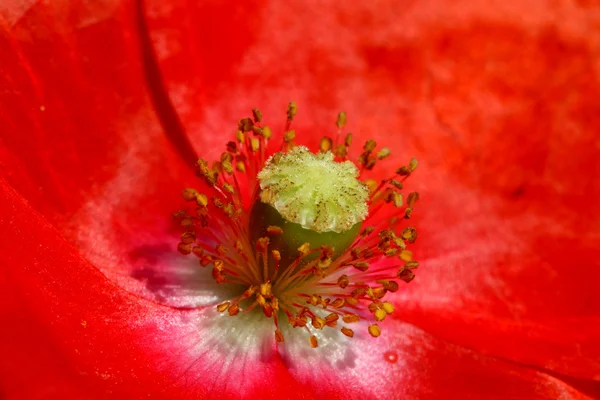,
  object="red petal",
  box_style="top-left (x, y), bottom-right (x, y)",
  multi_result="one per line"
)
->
top-left (0, 1), bottom-right (225, 305)
top-left (1, 177), bottom-right (313, 398)
top-left (1, 184), bottom-right (596, 399)
top-left (385, 15), bottom-right (600, 381)
top-left (280, 316), bottom-right (599, 400)
top-left (146, 0), bottom-right (600, 381)
top-left (3, 0), bottom-right (600, 392)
